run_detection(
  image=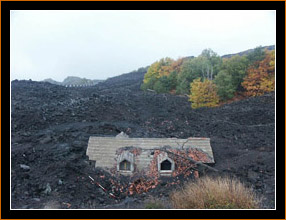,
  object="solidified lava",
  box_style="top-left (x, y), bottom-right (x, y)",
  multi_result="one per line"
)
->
top-left (11, 70), bottom-right (275, 209)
